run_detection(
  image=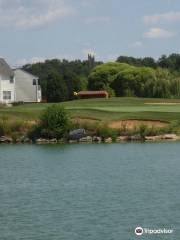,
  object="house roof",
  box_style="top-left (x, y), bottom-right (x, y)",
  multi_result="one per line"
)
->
top-left (0, 58), bottom-right (14, 77)
top-left (14, 68), bottom-right (39, 79)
